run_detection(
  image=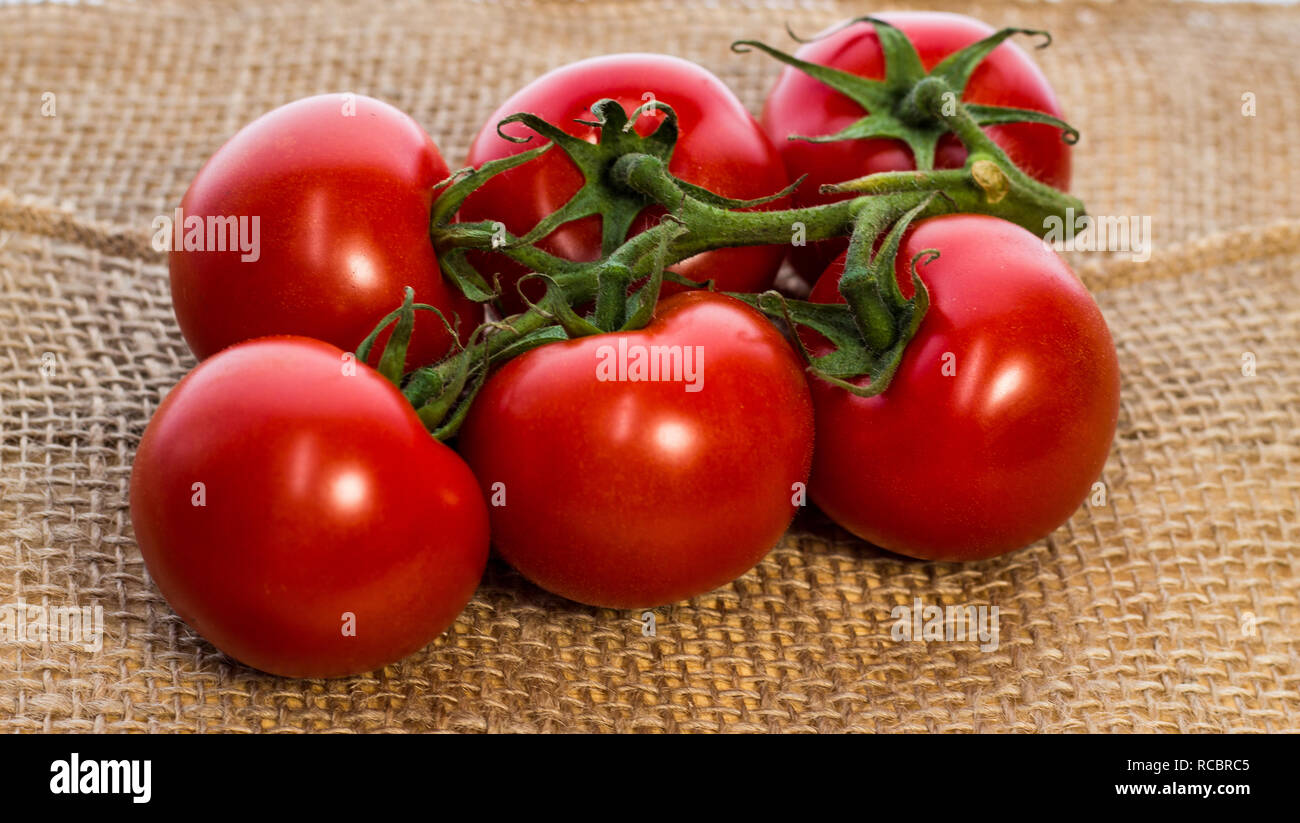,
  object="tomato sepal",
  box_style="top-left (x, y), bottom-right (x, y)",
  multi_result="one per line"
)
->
top-left (491, 99), bottom-right (678, 257)
top-left (733, 17), bottom-right (1078, 172)
top-left (516, 273), bottom-right (604, 338)
top-left (673, 174), bottom-right (807, 210)
top-left (354, 286), bottom-right (462, 388)
top-left (429, 144), bottom-right (555, 303)
top-left (731, 196), bottom-right (934, 397)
